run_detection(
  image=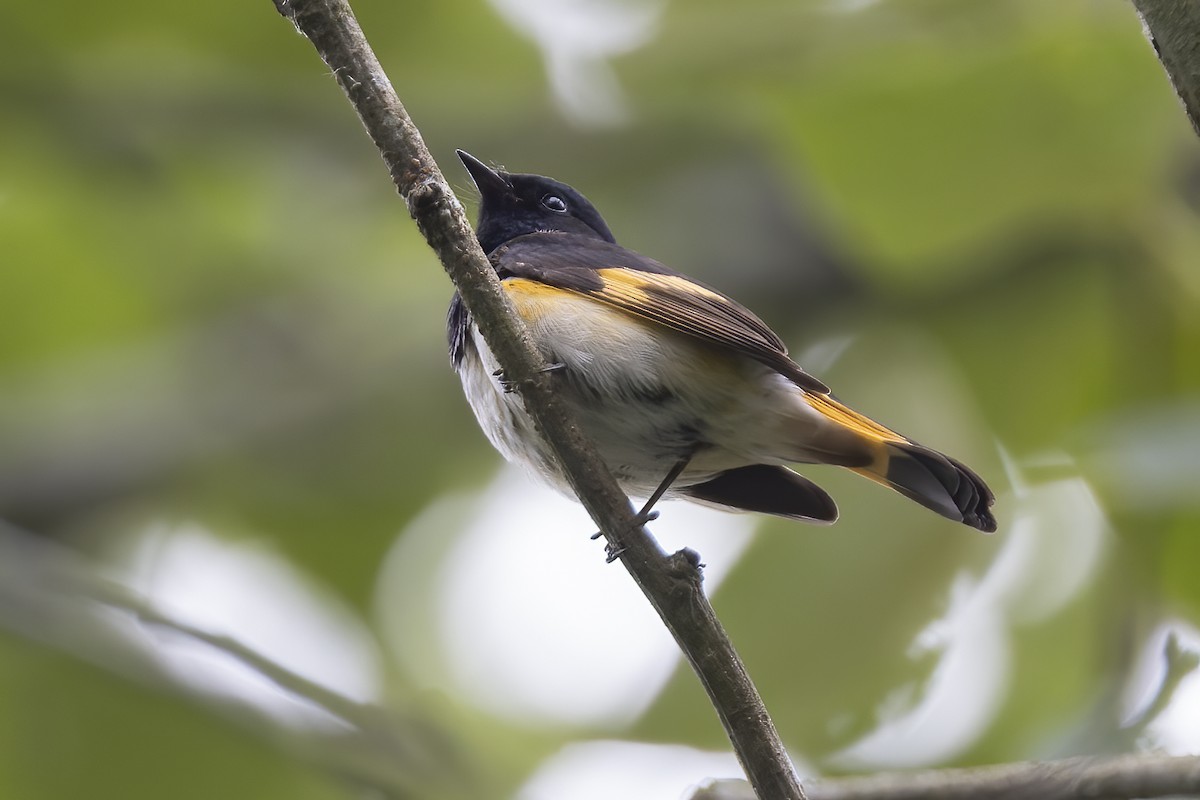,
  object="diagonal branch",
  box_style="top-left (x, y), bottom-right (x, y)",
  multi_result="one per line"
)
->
top-left (268, 1), bottom-right (803, 798)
